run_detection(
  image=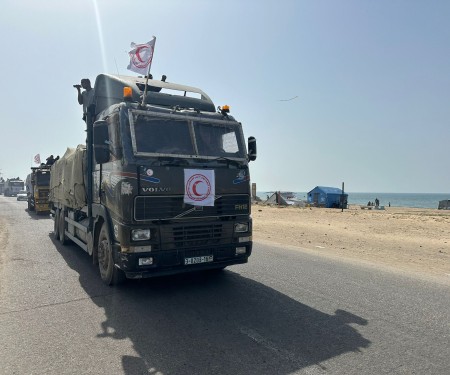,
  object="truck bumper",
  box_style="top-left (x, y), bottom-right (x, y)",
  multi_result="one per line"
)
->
top-left (113, 243), bottom-right (252, 279)
top-left (35, 203), bottom-right (50, 213)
